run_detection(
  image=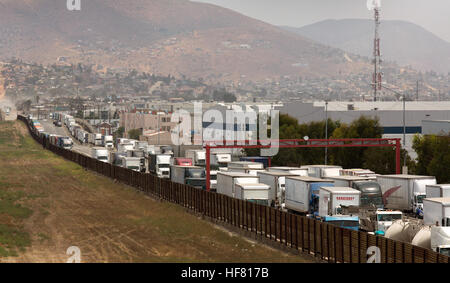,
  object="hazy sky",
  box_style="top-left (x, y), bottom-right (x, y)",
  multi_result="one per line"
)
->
top-left (193, 0), bottom-right (450, 42)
